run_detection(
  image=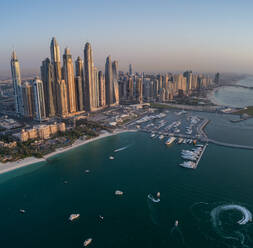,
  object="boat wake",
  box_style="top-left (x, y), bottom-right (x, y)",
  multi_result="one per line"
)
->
top-left (191, 202), bottom-right (253, 248)
top-left (147, 194), bottom-right (160, 225)
top-left (114, 145), bottom-right (130, 153)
